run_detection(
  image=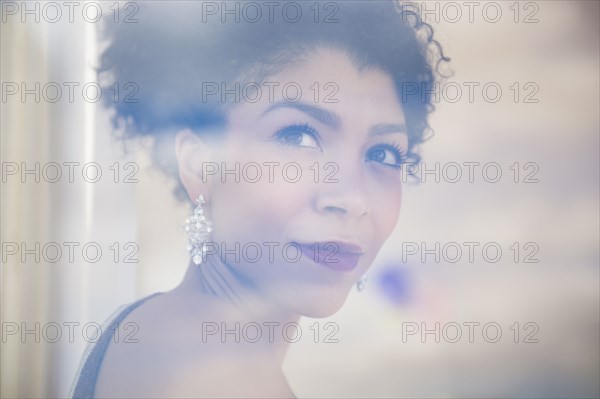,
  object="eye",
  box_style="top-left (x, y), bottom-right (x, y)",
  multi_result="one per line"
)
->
top-left (366, 143), bottom-right (406, 169)
top-left (275, 123), bottom-right (321, 151)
